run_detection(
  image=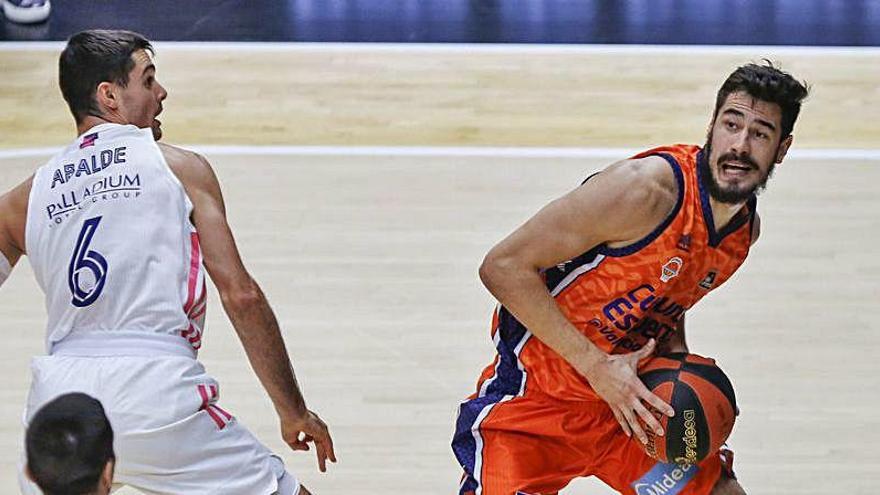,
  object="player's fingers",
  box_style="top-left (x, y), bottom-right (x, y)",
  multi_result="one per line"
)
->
top-left (288, 439), bottom-right (310, 451)
top-left (639, 384), bottom-right (675, 417)
top-left (633, 399), bottom-right (664, 436)
top-left (635, 339), bottom-right (656, 360)
top-left (311, 425), bottom-right (336, 463)
top-left (612, 407), bottom-right (632, 438)
top-left (322, 429), bottom-right (337, 463)
top-left (621, 406), bottom-right (648, 445)
top-left (315, 442), bottom-right (328, 472)
top-left (295, 432), bottom-right (313, 448)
